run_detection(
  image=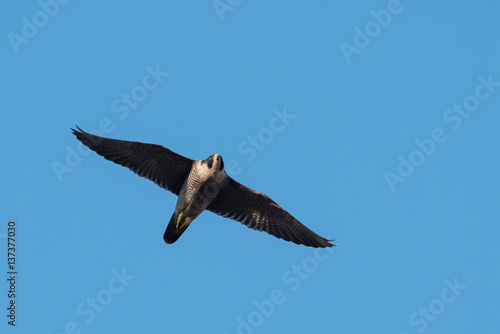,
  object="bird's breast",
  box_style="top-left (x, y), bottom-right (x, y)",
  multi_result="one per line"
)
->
top-left (176, 161), bottom-right (228, 215)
